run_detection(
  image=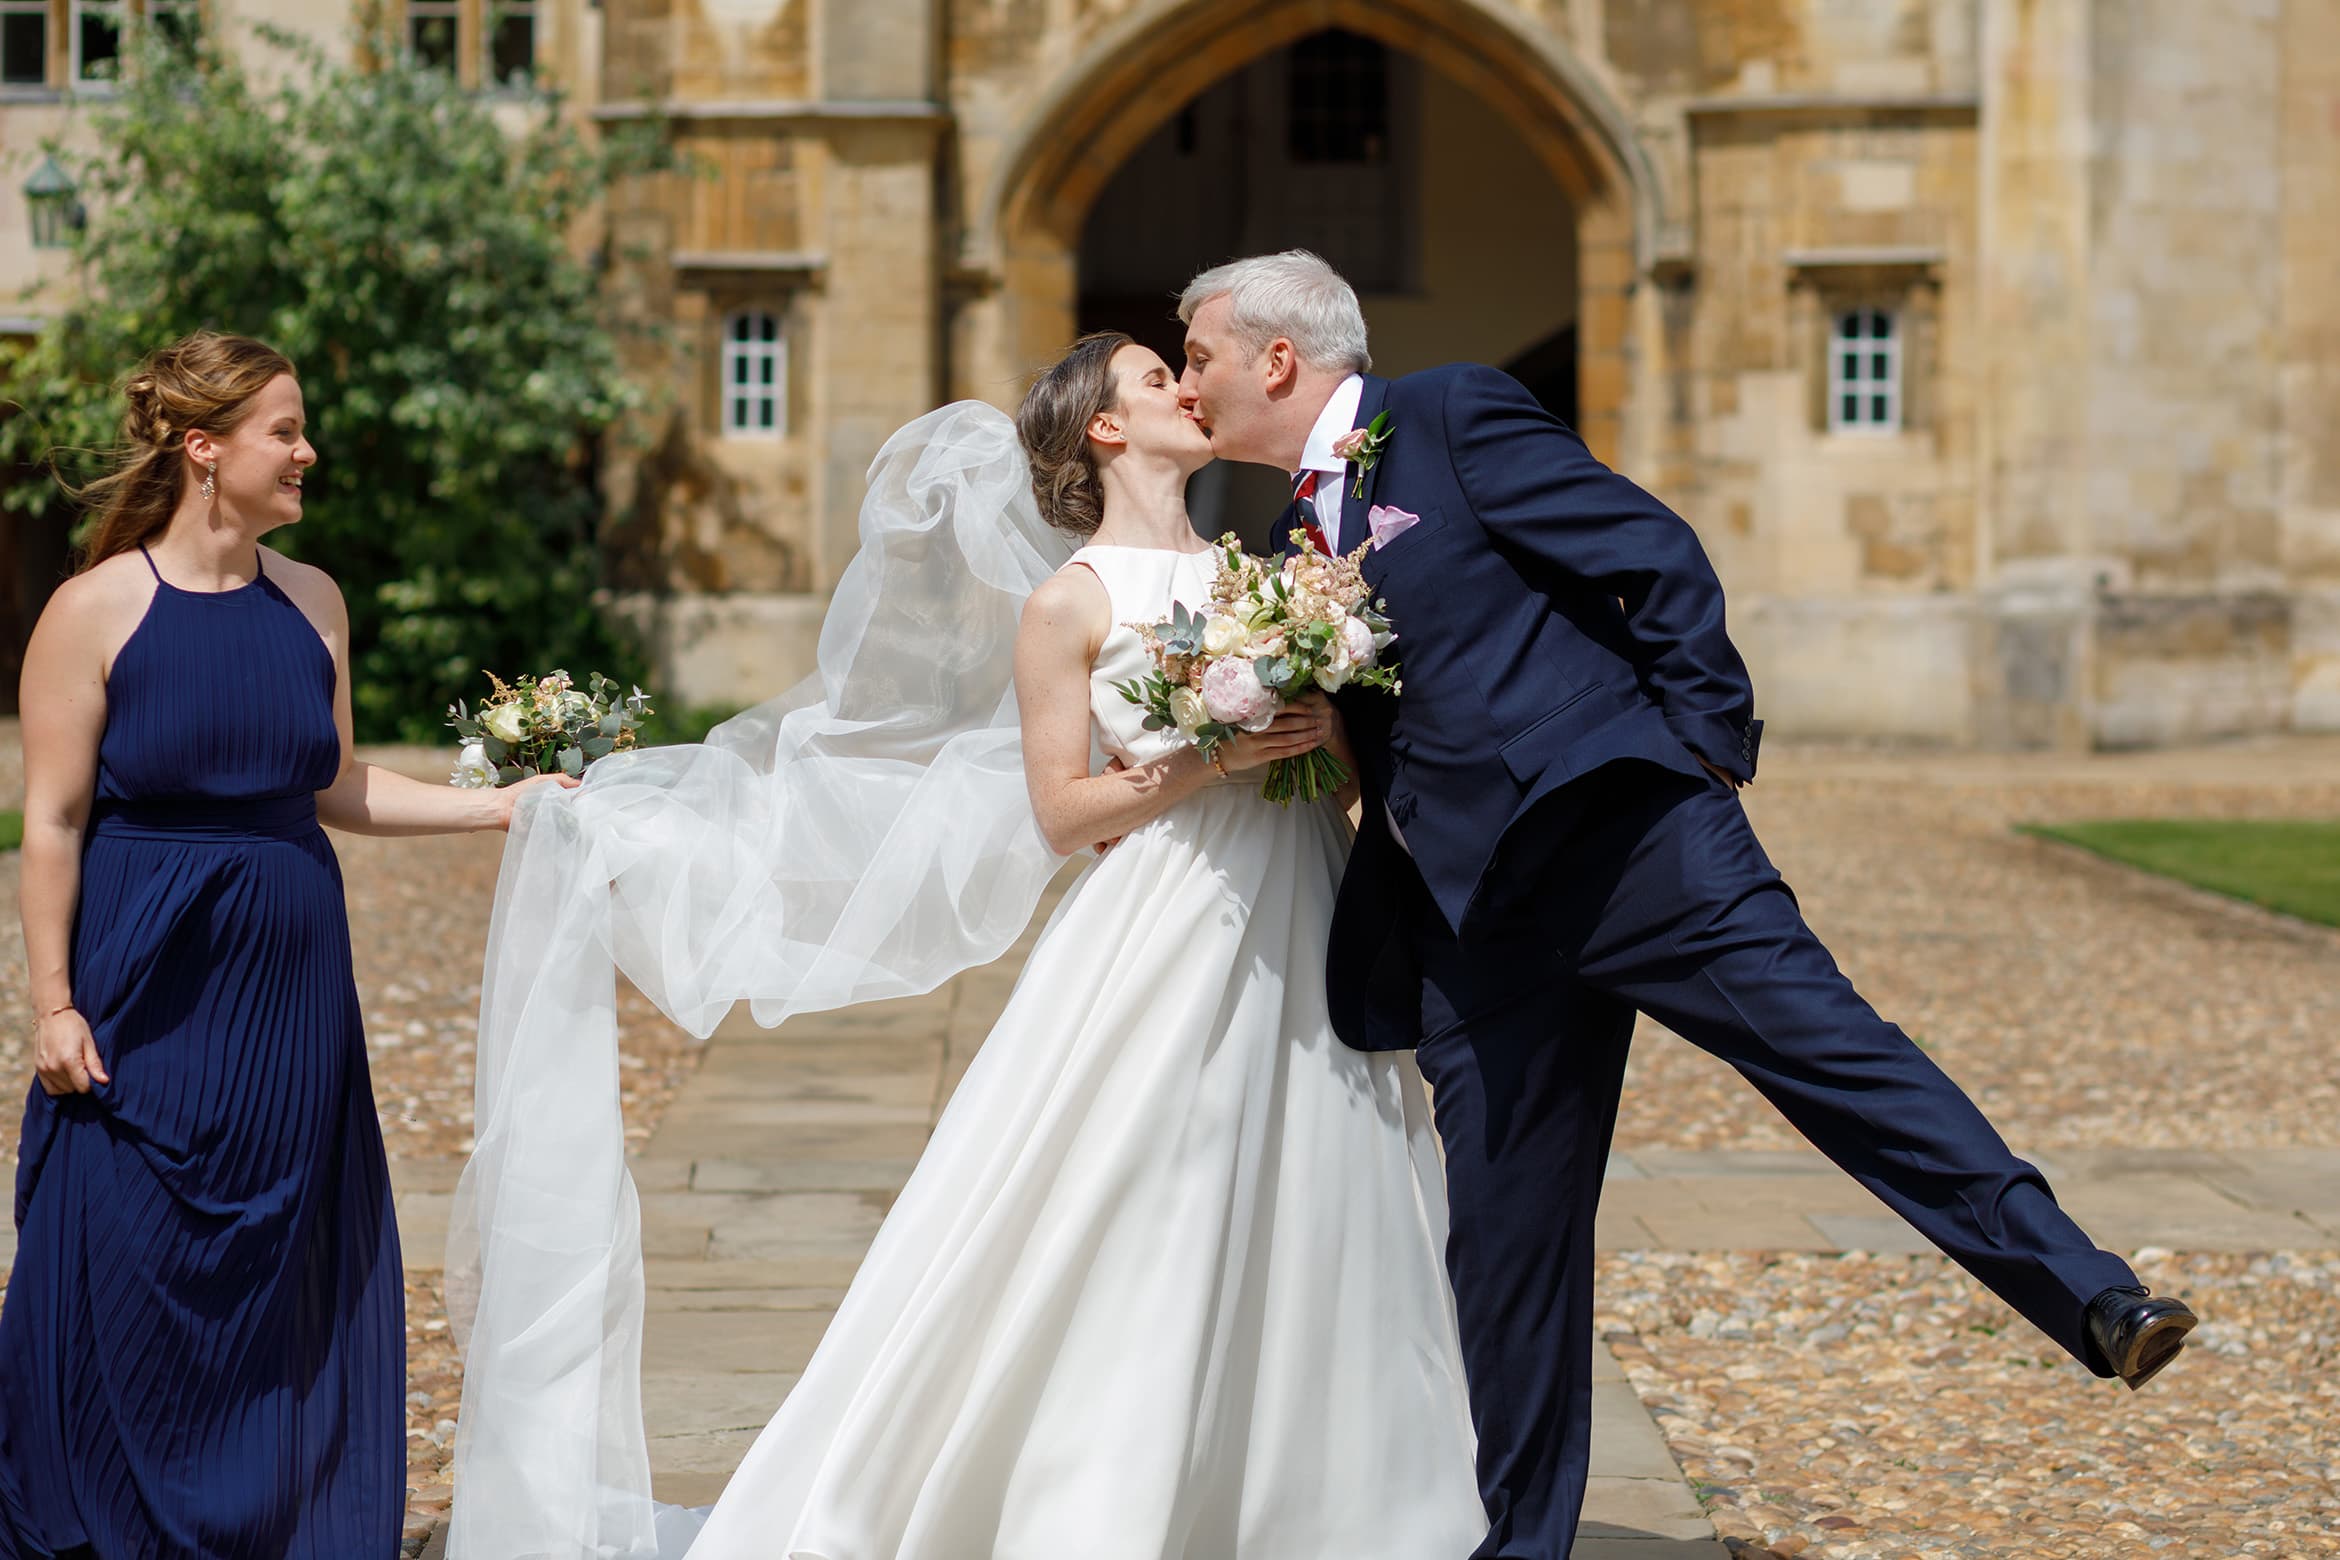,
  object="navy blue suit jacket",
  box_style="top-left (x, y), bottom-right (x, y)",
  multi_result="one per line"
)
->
top-left (1302, 366), bottom-right (1763, 1050)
